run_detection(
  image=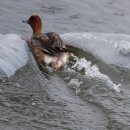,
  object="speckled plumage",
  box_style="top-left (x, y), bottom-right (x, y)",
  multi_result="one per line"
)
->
top-left (23, 14), bottom-right (72, 69)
